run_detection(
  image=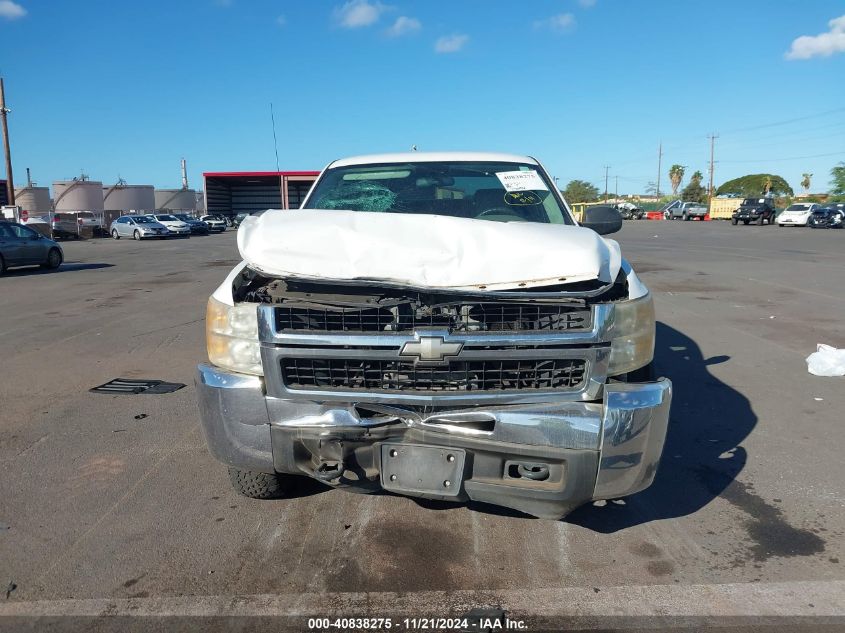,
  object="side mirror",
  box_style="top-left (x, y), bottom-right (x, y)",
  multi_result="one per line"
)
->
top-left (581, 205), bottom-right (623, 235)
